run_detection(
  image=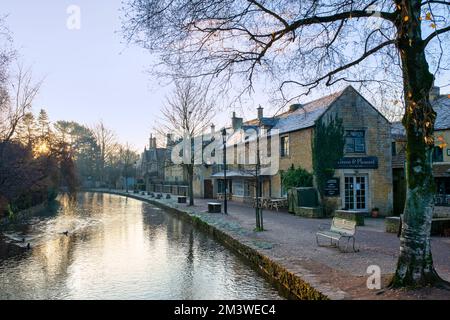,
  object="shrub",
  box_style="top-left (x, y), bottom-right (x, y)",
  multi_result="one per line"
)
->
top-left (281, 165), bottom-right (313, 189)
